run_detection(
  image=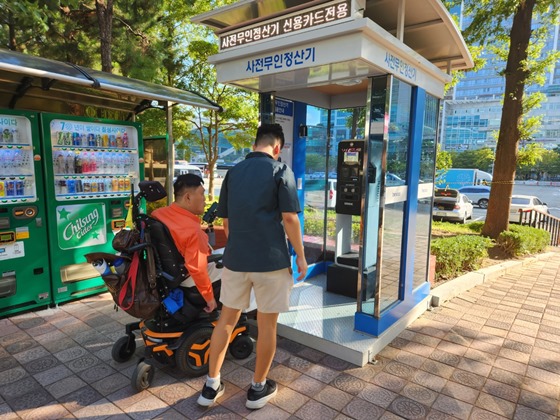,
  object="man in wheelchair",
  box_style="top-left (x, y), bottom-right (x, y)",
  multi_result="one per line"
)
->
top-left (151, 173), bottom-right (220, 316)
